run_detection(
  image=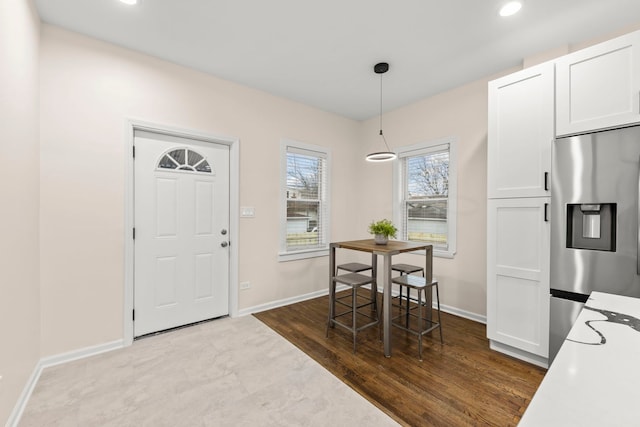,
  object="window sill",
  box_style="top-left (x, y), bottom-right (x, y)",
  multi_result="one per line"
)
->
top-left (278, 248), bottom-right (329, 262)
top-left (434, 249), bottom-right (456, 259)
top-left (407, 248), bottom-right (456, 259)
